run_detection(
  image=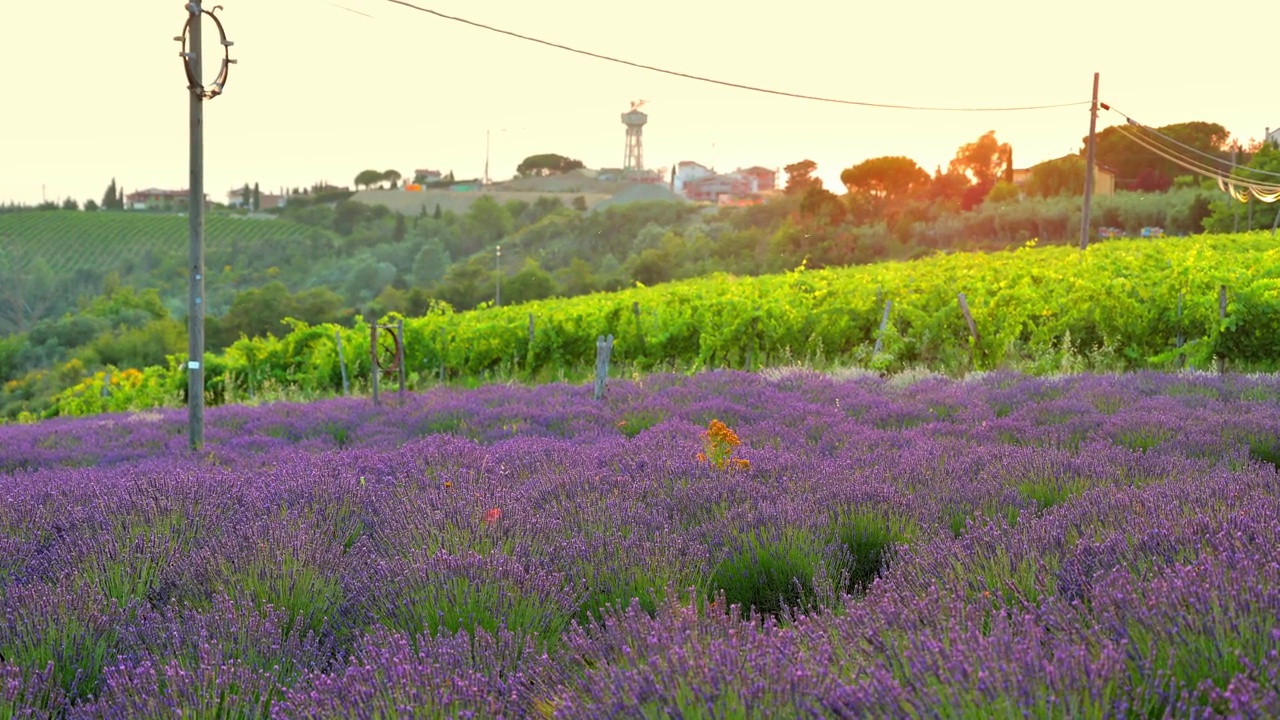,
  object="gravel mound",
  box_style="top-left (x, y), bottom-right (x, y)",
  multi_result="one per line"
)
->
top-left (591, 183), bottom-right (689, 212)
